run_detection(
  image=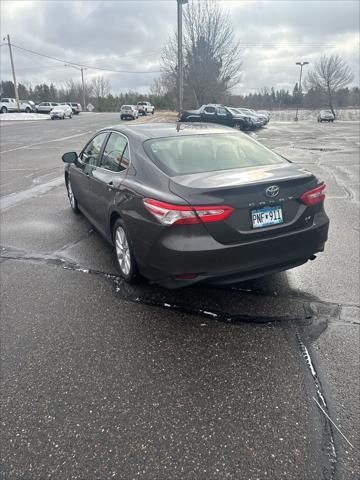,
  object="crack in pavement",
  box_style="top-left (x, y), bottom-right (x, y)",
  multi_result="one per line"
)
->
top-left (1, 245), bottom-right (359, 325)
